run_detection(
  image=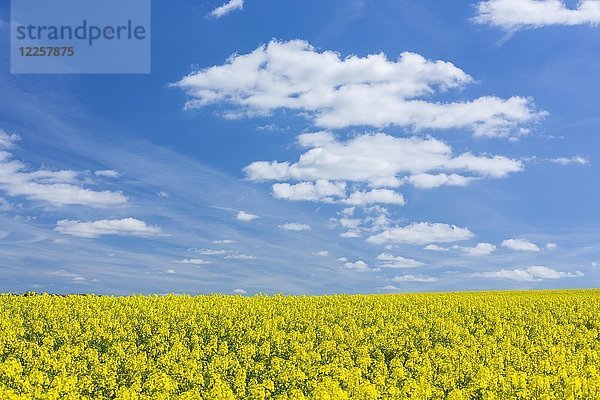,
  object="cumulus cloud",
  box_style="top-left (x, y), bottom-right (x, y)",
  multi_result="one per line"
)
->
top-left (342, 260), bottom-right (374, 272)
top-left (54, 218), bottom-right (162, 238)
top-left (546, 242), bottom-right (557, 250)
top-left (236, 210), bottom-right (259, 221)
top-left (246, 133), bottom-right (523, 182)
top-left (314, 250), bottom-right (329, 257)
top-left (272, 180), bottom-right (346, 202)
top-left (377, 252), bottom-right (426, 268)
top-left (407, 173), bottom-right (474, 189)
top-left (367, 222), bottom-right (474, 245)
top-left (0, 132), bottom-right (127, 207)
top-left (245, 132), bottom-right (523, 204)
top-left (472, 266), bottom-right (584, 281)
top-left (174, 39), bottom-right (544, 138)
top-left (392, 274), bottom-right (438, 283)
top-left (473, 0), bottom-right (600, 30)
top-left (344, 189), bottom-right (406, 206)
top-left (0, 197), bottom-right (11, 211)
top-left (462, 242), bottom-right (496, 256)
top-left (501, 238), bottom-right (541, 252)
top-left (424, 244), bottom-right (450, 251)
top-left (279, 222), bottom-right (311, 231)
top-left (233, 288), bottom-right (247, 294)
top-left (210, 0), bottom-right (243, 18)
top-left (340, 230), bottom-right (361, 238)
top-left (0, 130), bottom-right (20, 149)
